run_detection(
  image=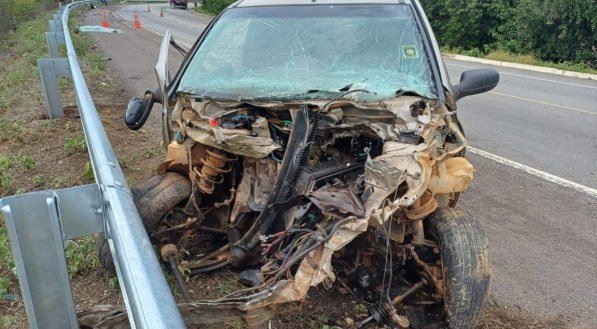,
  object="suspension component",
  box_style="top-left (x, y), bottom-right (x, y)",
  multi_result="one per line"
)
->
top-left (404, 191), bottom-right (437, 220)
top-left (192, 148), bottom-right (237, 194)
